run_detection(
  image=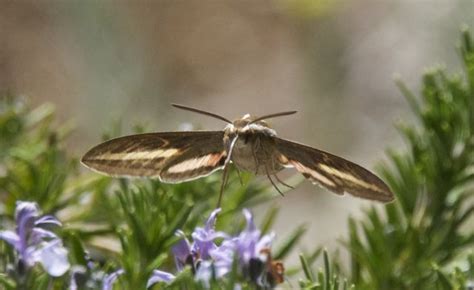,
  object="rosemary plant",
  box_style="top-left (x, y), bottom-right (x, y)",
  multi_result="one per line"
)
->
top-left (0, 27), bottom-right (473, 290)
